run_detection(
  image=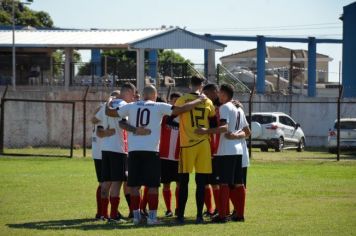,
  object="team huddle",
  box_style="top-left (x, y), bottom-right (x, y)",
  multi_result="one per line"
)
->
top-left (91, 76), bottom-right (251, 225)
